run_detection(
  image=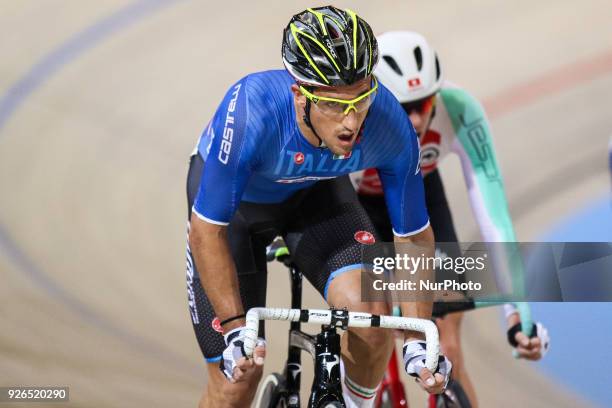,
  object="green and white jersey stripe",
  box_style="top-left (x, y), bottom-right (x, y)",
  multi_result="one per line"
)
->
top-left (437, 82), bottom-right (517, 243)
